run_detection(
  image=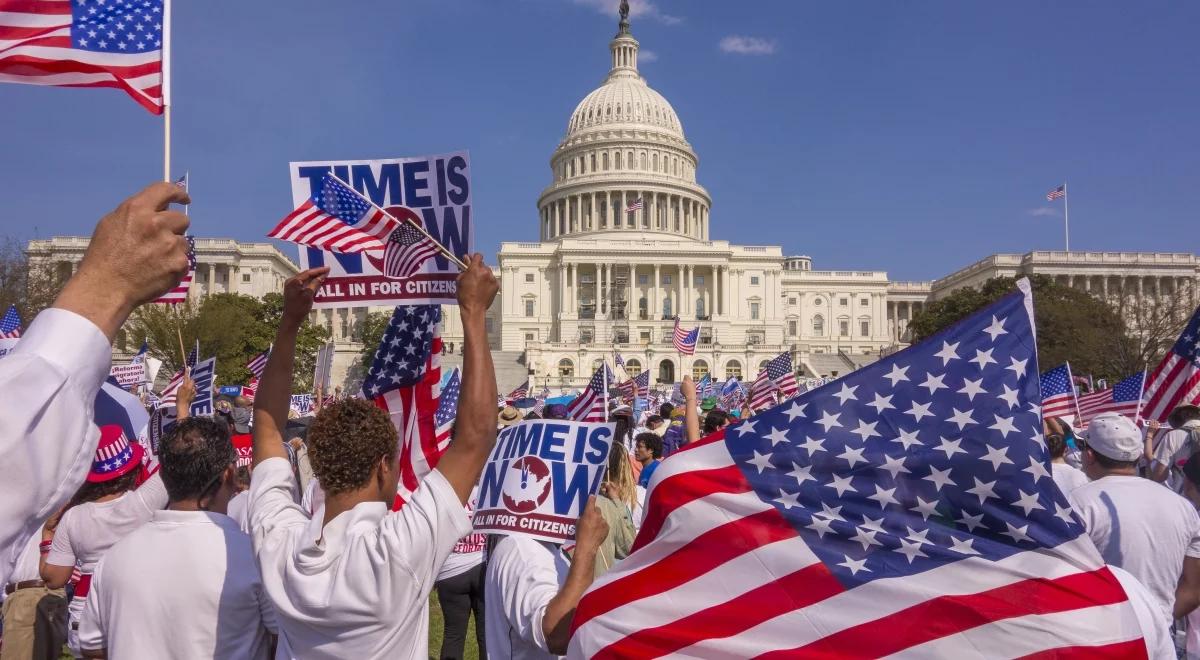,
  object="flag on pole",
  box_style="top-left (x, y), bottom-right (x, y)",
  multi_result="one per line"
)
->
top-left (246, 348), bottom-right (270, 380)
top-left (361, 304), bottom-right (442, 508)
top-left (434, 368), bottom-right (461, 452)
top-left (383, 221), bottom-right (440, 279)
top-left (1141, 304), bottom-right (1200, 423)
top-left (506, 380), bottom-right (529, 402)
top-left (569, 281), bottom-right (1146, 658)
top-left (158, 340), bottom-right (198, 406)
top-left (719, 377), bottom-right (744, 410)
top-left (130, 339), bottom-right (148, 365)
top-left (240, 377), bottom-right (258, 402)
top-left (567, 363), bottom-right (614, 422)
top-left (619, 370), bottom-right (650, 399)
top-left (747, 365), bottom-right (778, 411)
top-left (764, 351), bottom-right (799, 399)
top-left (0, 0), bottom-right (165, 114)
top-left (152, 235), bottom-right (193, 303)
top-left (696, 373), bottom-right (714, 399)
top-left (268, 173), bottom-right (399, 254)
top-left (0, 305), bottom-right (22, 338)
top-left (625, 198), bottom-right (643, 213)
top-left (672, 318), bottom-right (699, 356)
top-left (1077, 372), bottom-right (1146, 427)
top-left (1038, 363), bottom-right (1079, 421)
top-left (1046, 185), bottom-right (1066, 201)
top-left (614, 352), bottom-right (625, 369)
